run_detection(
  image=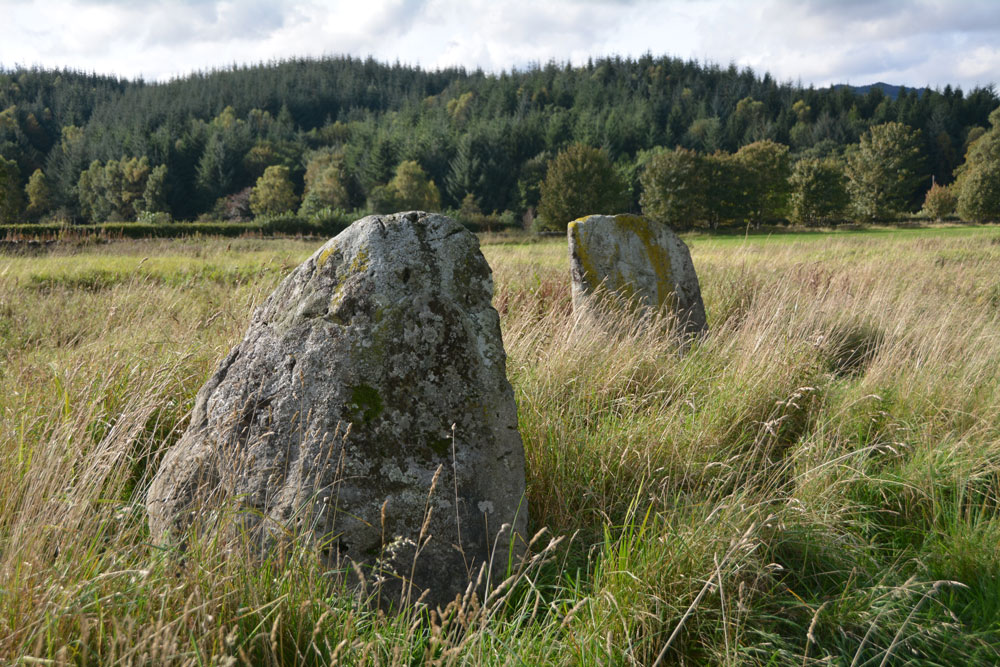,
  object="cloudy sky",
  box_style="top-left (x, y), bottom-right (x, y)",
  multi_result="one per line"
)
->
top-left (1, 0), bottom-right (999, 90)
